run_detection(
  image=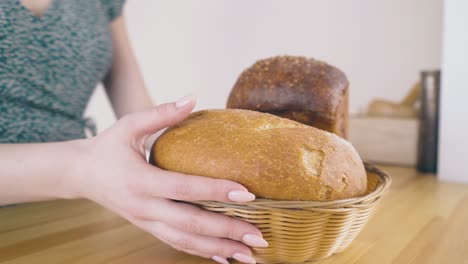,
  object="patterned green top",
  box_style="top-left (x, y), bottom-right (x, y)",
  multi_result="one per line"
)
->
top-left (0, 0), bottom-right (125, 143)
